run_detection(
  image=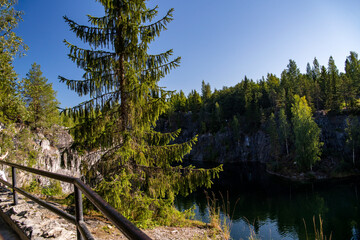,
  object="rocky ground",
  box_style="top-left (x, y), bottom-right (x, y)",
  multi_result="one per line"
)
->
top-left (0, 187), bottom-right (219, 240)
